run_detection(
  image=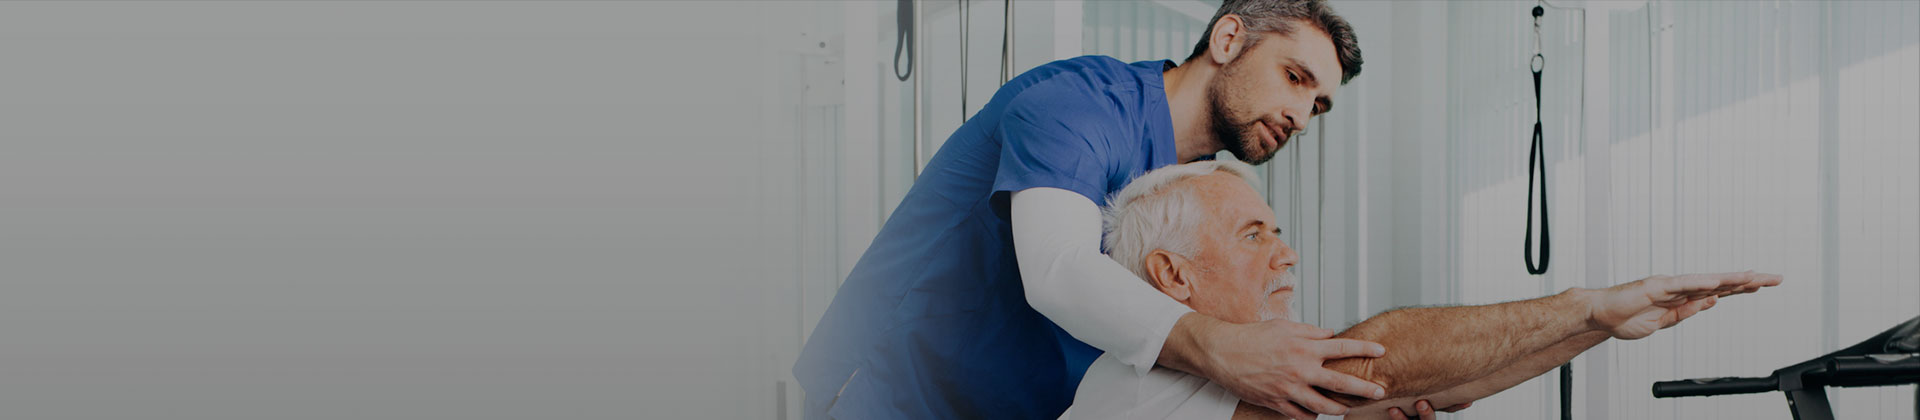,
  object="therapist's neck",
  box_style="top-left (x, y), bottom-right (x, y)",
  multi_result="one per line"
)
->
top-left (1162, 60), bottom-right (1226, 163)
